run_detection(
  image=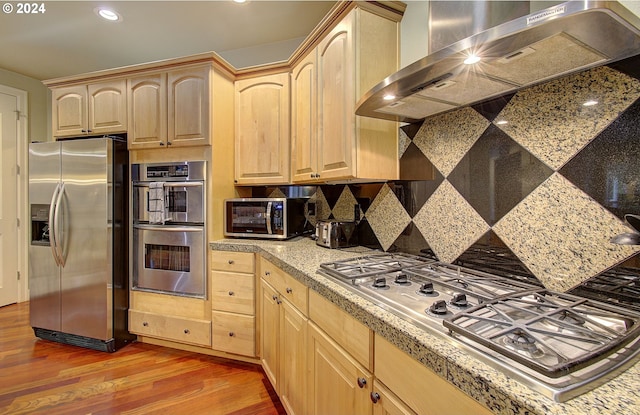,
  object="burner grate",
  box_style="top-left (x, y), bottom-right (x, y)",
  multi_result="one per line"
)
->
top-left (319, 253), bottom-right (433, 280)
top-left (444, 290), bottom-right (640, 377)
